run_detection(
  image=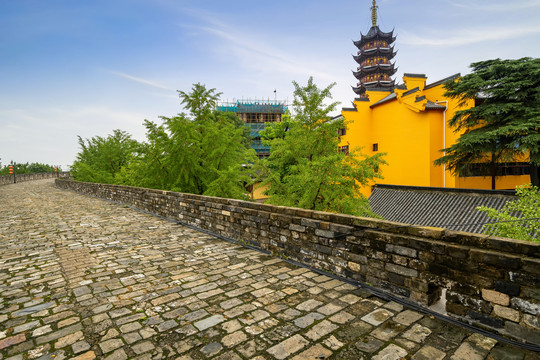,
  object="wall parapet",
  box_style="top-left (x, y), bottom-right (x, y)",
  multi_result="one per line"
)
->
top-left (55, 179), bottom-right (540, 346)
top-left (1, 172), bottom-right (70, 186)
